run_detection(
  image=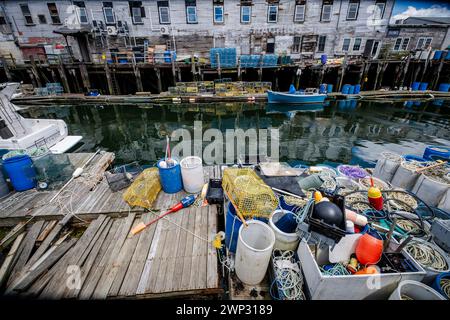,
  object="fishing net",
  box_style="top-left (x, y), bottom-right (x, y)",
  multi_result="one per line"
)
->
top-left (33, 153), bottom-right (74, 190)
top-left (123, 168), bottom-right (161, 209)
top-left (222, 167), bottom-right (278, 218)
